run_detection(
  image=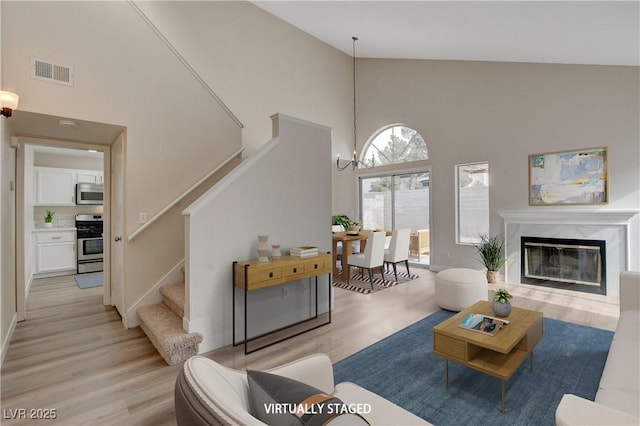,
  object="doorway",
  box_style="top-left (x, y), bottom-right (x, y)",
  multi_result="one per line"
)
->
top-left (359, 168), bottom-right (431, 266)
top-left (11, 111), bottom-right (124, 322)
